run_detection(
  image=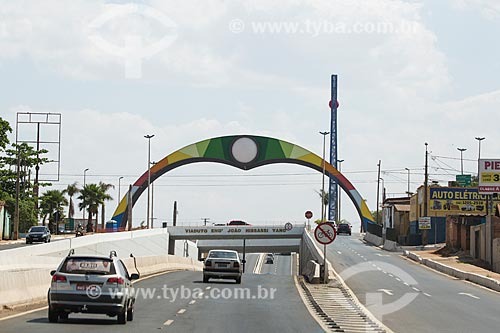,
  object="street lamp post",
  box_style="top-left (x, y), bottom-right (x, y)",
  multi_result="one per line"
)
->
top-left (337, 159), bottom-right (344, 223)
top-left (475, 137), bottom-right (485, 179)
top-left (320, 131), bottom-right (330, 223)
top-left (118, 176), bottom-right (124, 203)
top-left (144, 134), bottom-right (155, 229)
top-left (457, 148), bottom-right (467, 175)
top-left (405, 168), bottom-right (411, 196)
top-left (83, 168), bottom-right (89, 221)
top-left (150, 161), bottom-right (157, 228)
